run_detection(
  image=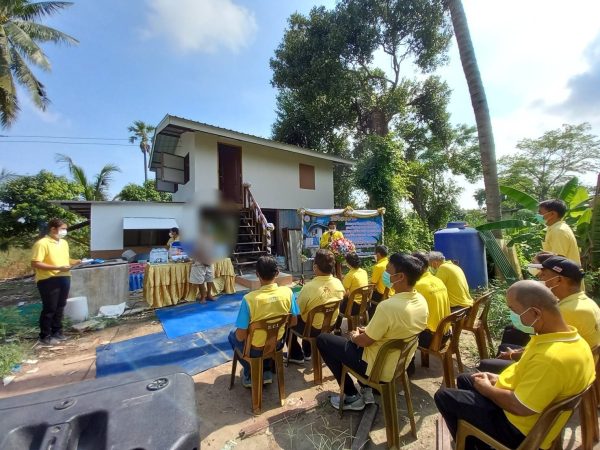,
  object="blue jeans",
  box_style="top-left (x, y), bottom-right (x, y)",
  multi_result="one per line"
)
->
top-left (228, 330), bottom-right (277, 377)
